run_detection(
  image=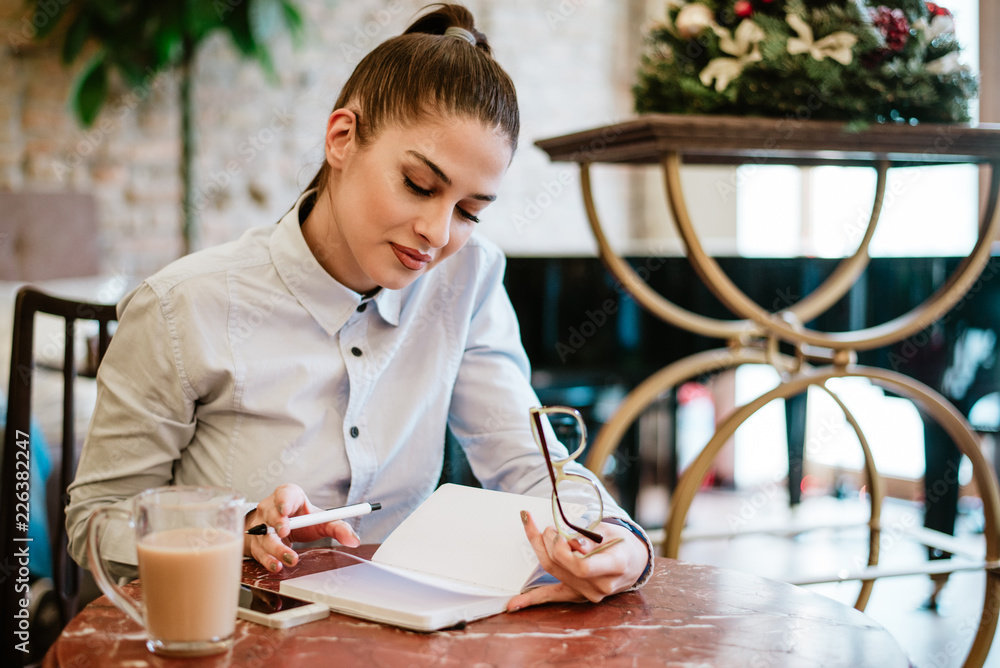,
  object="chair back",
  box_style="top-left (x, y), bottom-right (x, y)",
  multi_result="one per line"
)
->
top-left (1, 287), bottom-right (117, 646)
